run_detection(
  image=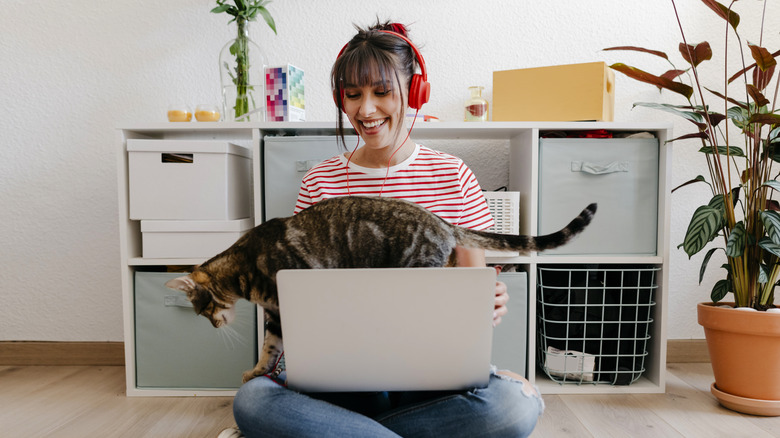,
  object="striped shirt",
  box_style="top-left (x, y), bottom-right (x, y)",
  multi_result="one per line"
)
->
top-left (294, 144), bottom-right (495, 230)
